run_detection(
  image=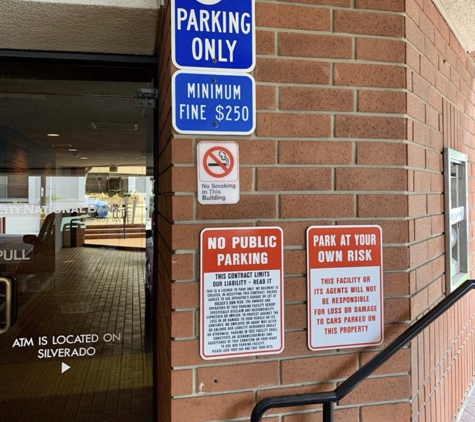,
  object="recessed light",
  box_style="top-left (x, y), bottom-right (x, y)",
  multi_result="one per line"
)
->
top-left (80, 157), bottom-right (89, 160)
top-left (68, 148), bottom-right (78, 152)
top-left (47, 133), bottom-right (60, 137)
top-left (91, 122), bottom-right (137, 130)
